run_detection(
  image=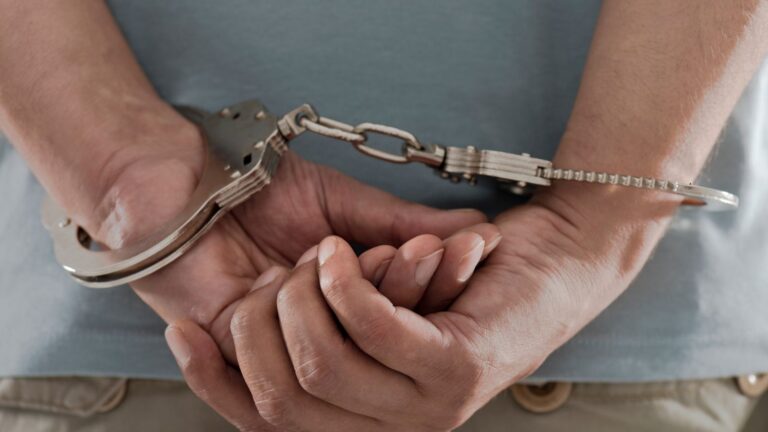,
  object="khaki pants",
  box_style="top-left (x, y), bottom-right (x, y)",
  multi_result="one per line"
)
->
top-left (0, 376), bottom-right (765, 431)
